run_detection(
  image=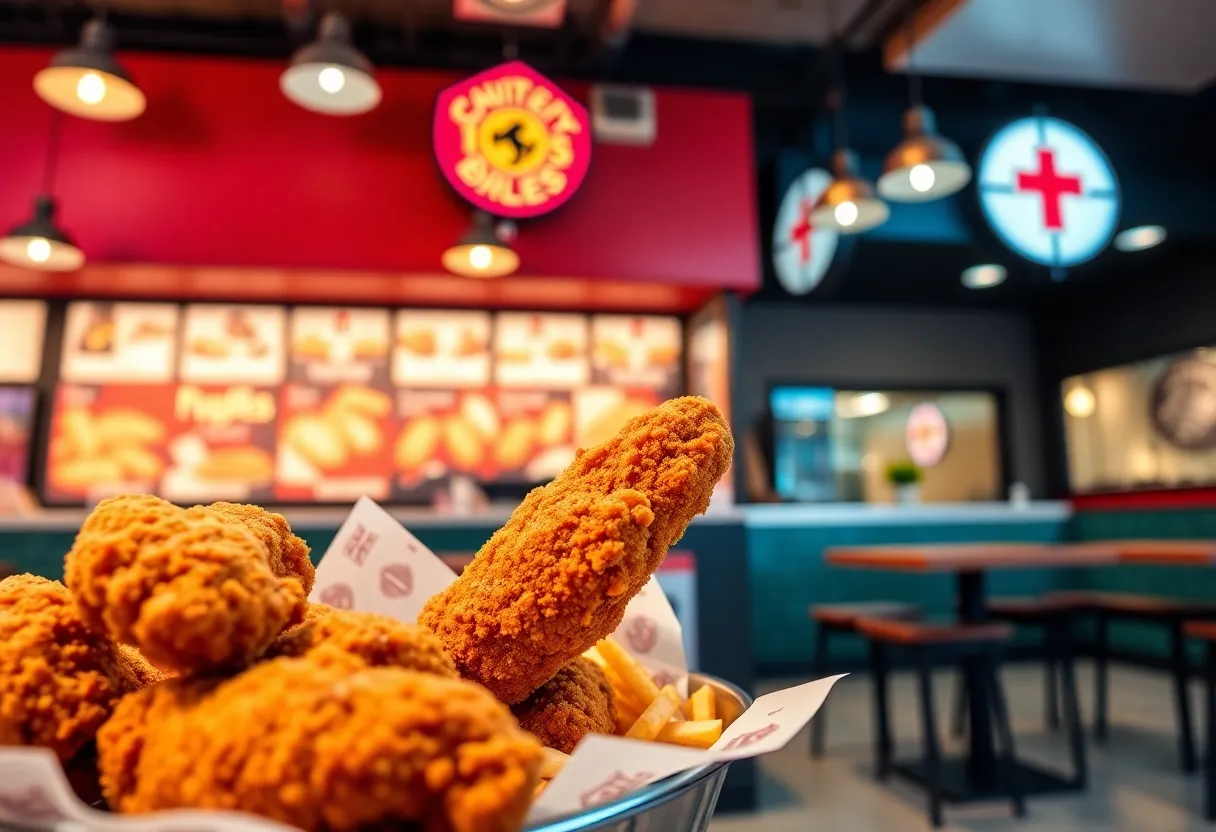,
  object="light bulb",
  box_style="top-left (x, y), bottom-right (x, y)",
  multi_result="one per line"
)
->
top-left (26, 238), bottom-right (52, 263)
top-left (76, 71), bottom-right (106, 105)
top-left (318, 67), bottom-right (346, 94)
top-left (834, 201), bottom-right (858, 227)
top-left (1065, 386), bottom-right (1096, 418)
top-left (469, 245), bottom-right (493, 270)
top-left (909, 164), bottom-right (936, 193)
